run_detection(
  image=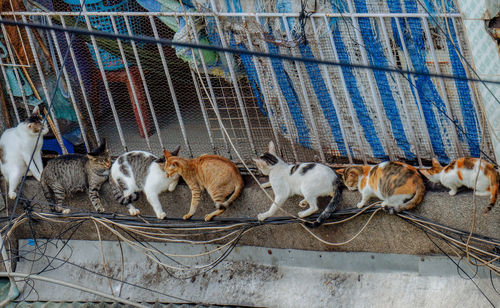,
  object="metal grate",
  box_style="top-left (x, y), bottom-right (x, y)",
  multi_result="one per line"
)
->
top-left (0, 0), bottom-right (494, 166)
